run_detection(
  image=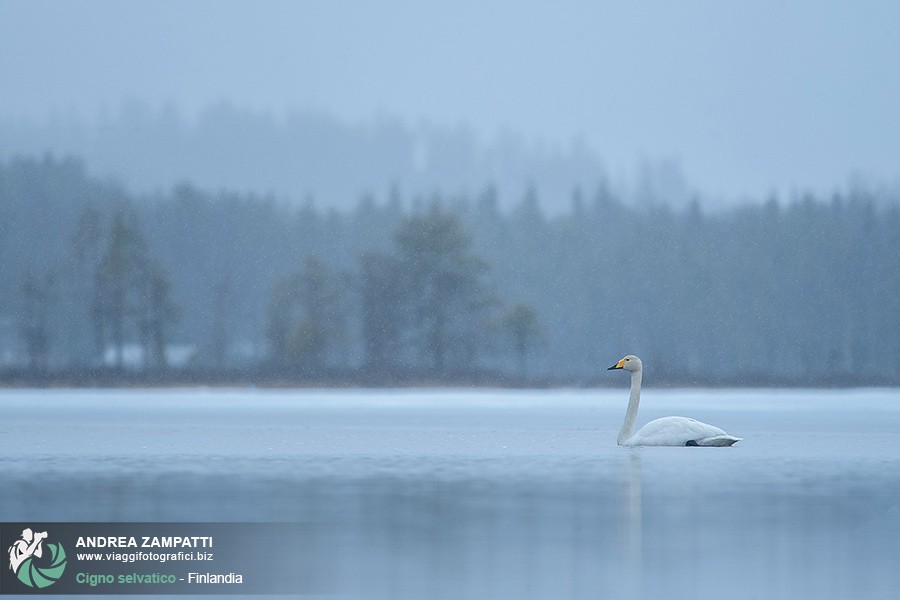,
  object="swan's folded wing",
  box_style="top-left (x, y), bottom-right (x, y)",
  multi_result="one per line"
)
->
top-left (631, 416), bottom-right (734, 446)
